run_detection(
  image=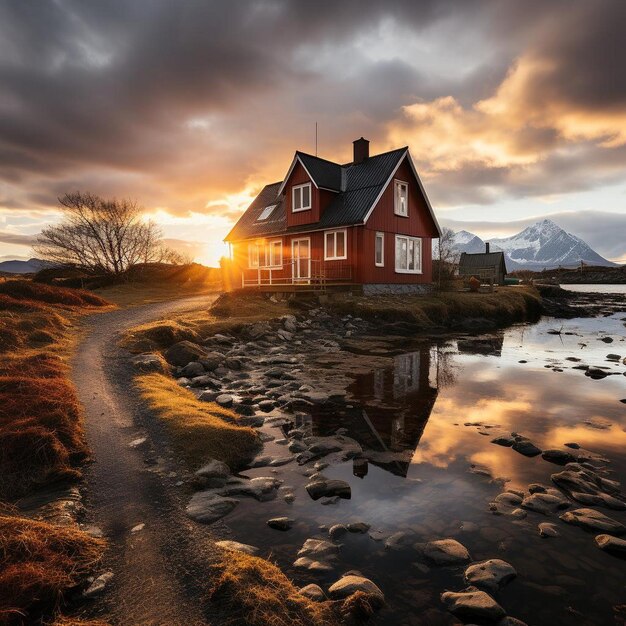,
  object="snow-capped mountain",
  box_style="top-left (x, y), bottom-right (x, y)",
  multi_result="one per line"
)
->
top-left (445, 219), bottom-right (616, 270)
